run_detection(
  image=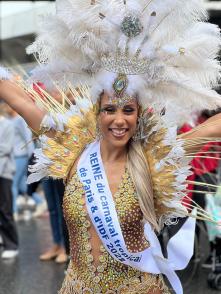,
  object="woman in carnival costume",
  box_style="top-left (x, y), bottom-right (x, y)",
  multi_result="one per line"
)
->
top-left (1, 0), bottom-right (221, 293)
